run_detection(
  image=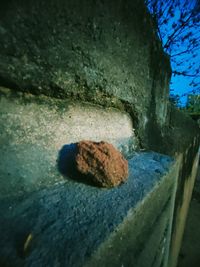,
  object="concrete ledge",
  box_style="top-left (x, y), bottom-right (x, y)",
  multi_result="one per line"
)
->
top-left (0, 88), bottom-right (136, 198)
top-left (84, 155), bottom-right (179, 267)
top-left (0, 152), bottom-right (174, 267)
top-left (169, 152), bottom-right (199, 267)
top-left (0, 88), bottom-right (178, 267)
